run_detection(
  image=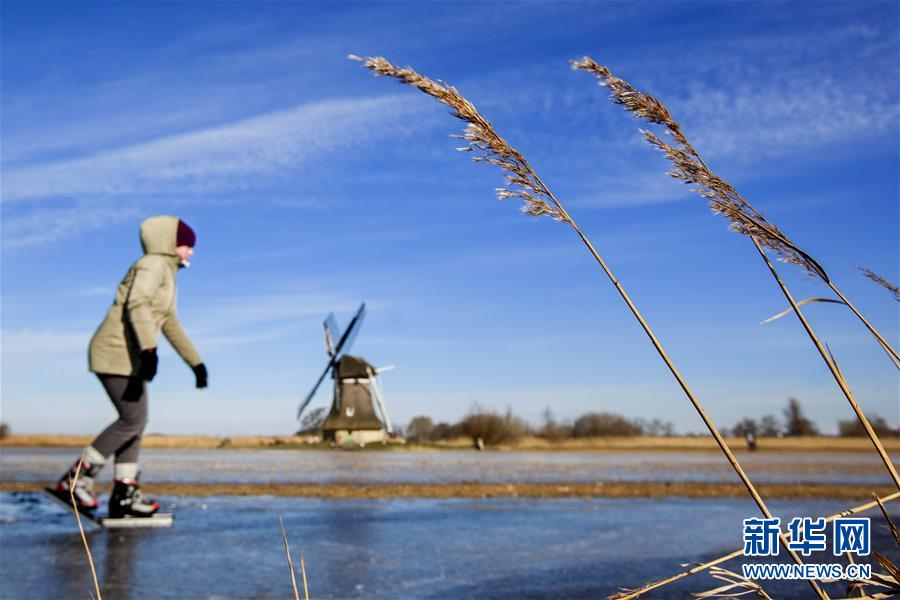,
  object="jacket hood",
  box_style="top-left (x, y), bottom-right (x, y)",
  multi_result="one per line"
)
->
top-left (140, 215), bottom-right (180, 255)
